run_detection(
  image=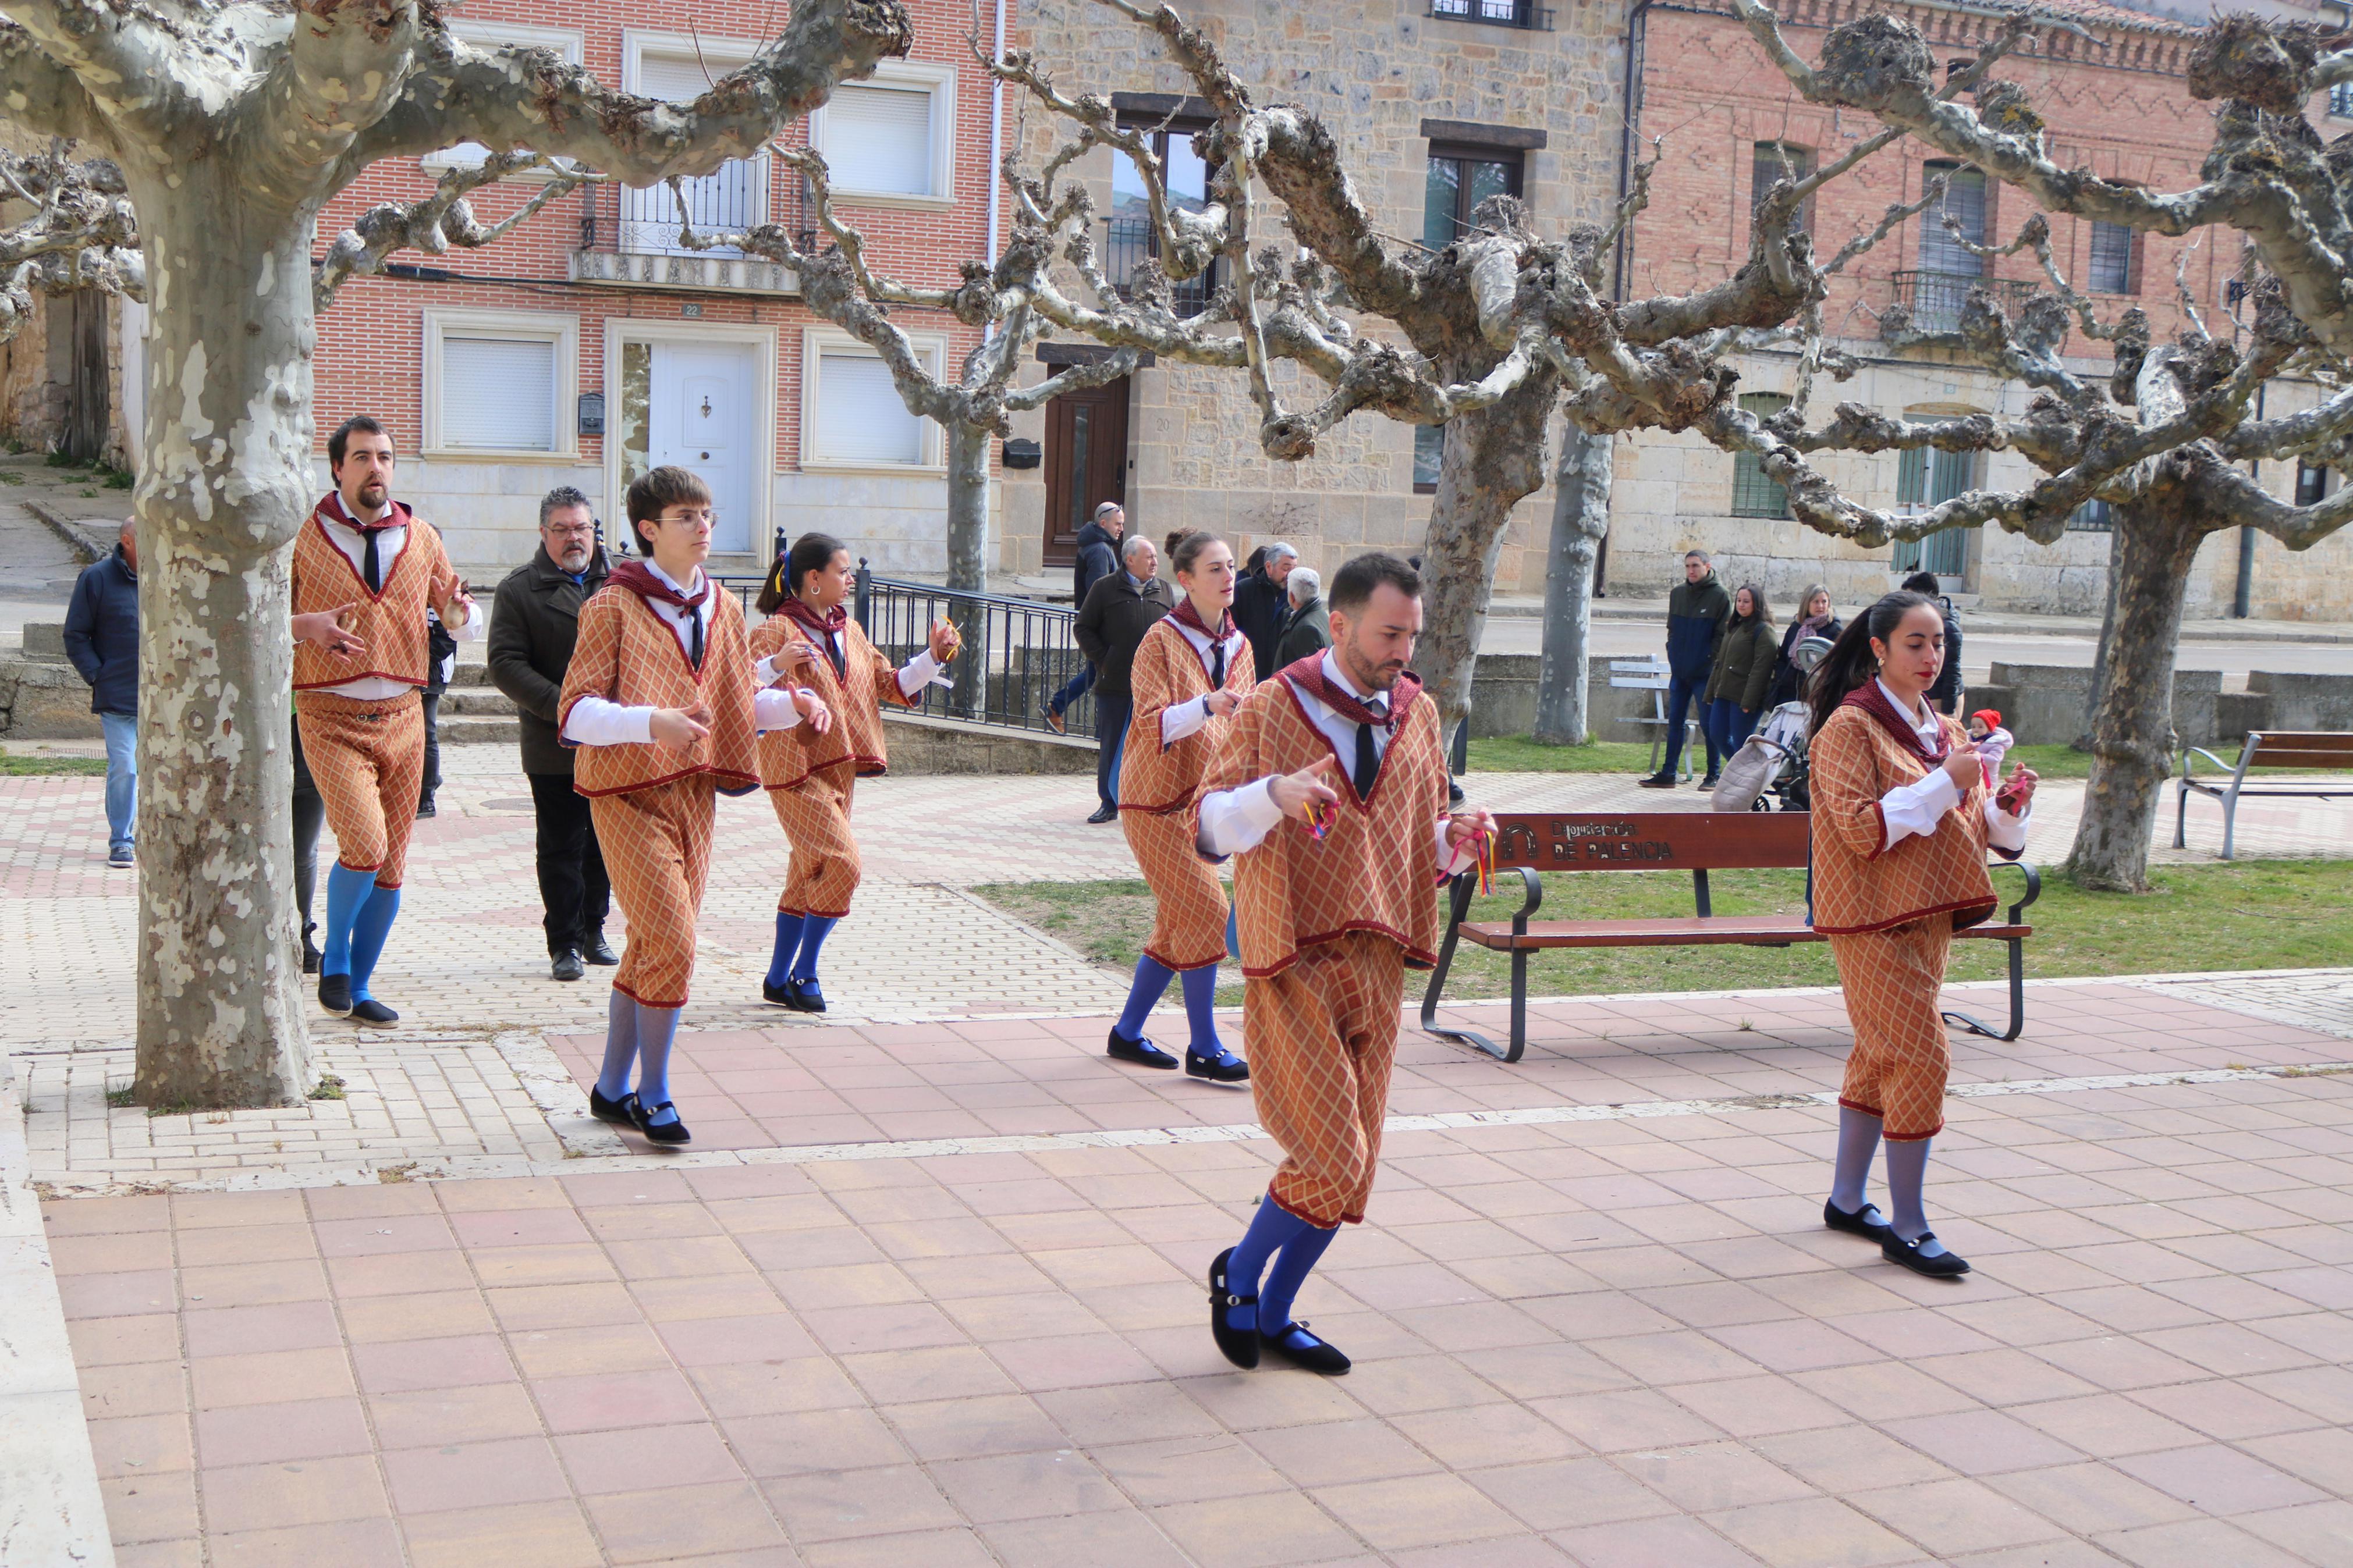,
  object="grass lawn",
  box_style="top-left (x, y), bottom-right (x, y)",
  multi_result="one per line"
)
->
top-left (971, 859), bottom-right (2353, 1003)
top-left (0, 747), bottom-right (108, 776)
top-left (1465, 735), bottom-right (2097, 780)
